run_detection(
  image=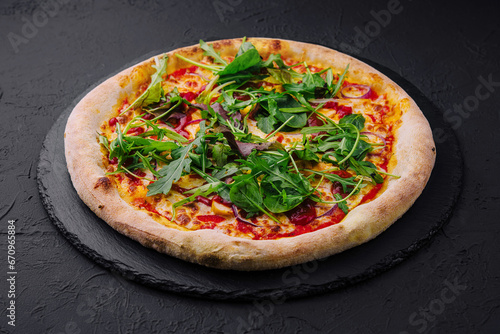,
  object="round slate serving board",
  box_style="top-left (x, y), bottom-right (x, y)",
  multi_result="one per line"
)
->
top-left (37, 56), bottom-right (462, 301)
